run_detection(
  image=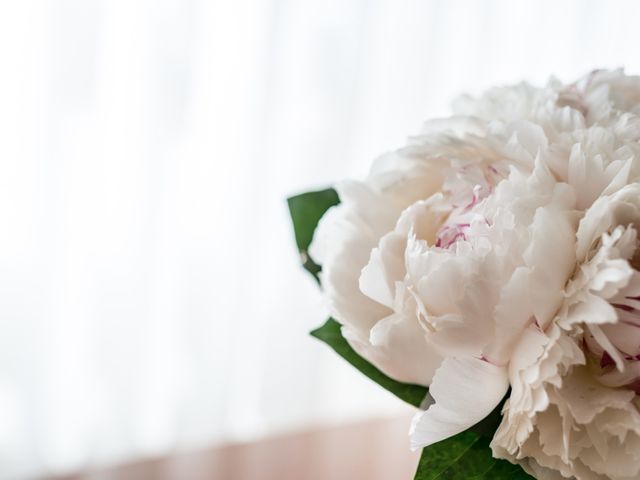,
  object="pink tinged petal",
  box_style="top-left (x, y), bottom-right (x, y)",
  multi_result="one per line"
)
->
top-left (600, 351), bottom-right (616, 368)
top-left (625, 378), bottom-right (640, 395)
top-left (617, 297), bottom-right (640, 312)
top-left (615, 305), bottom-right (640, 326)
top-left (611, 300), bottom-right (640, 316)
top-left (601, 321), bottom-right (640, 357)
top-left (435, 223), bottom-right (470, 249)
top-left (599, 362), bottom-right (640, 389)
top-left (409, 357), bottom-right (509, 450)
top-left (588, 324), bottom-right (625, 371)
